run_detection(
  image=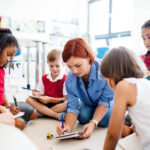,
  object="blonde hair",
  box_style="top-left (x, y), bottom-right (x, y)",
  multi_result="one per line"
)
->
top-left (100, 47), bottom-right (146, 84)
top-left (47, 49), bottom-right (62, 62)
